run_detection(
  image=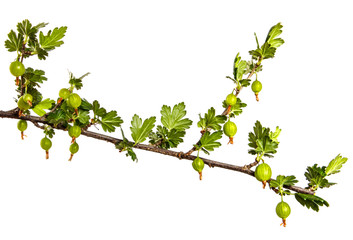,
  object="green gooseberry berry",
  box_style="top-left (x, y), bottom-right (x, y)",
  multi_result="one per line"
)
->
top-left (69, 142), bottom-right (79, 161)
top-left (67, 93), bottom-right (82, 109)
top-left (225, 93), bottom-right (237, 106)
top-left (251, 80), bottom-right (262, 101)
top-left (276, 201), bottom-right (291, 227)
top-left (223, 120), bottom-right (237, 144)
top-left (40, 137), bottom-right (52, 159)
top-left (17, 96), bottom-right (31, 111)
top-left (59, 88), bottom-right (70, 99)
top-left (17, 120), bottom-right (28, 140)
top-left (9, 61), bottom-right (25, 77)
top-left (192, 157), bottom-right (205, 180)
top-left (254, 163), bottom-right (272, 188)
top-left (22, 93), bottom-right (33, 106)
top-left (68, 125), bottom-right (81, 139)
